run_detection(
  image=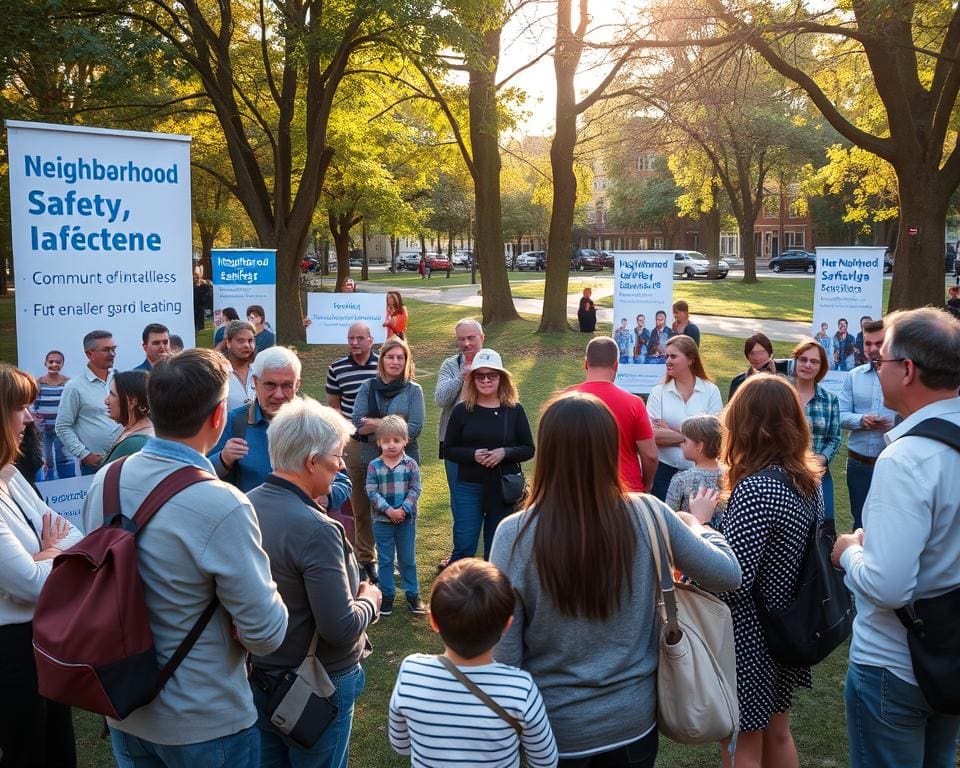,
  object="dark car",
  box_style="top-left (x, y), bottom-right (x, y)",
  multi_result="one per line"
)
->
top-left (570, 248), bottom-right (604, 271)
top-left (397, 253), bottom-right (421, 271)
top-left (769, 250), bottom-right (816, 273)
top-left (600, 250), bottom-right (616, 269)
